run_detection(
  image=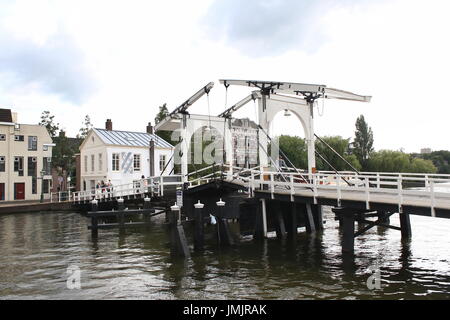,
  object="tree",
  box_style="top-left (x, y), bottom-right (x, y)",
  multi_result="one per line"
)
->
top-left (277, 135), bottom-right (308, 169)
top-left (367, 150), bottom-right (437, 173)
top-left (415, 150), bottom-right (450, 174)
top-left (39, 110), bottom-right (60, 138)
top-left (353, 115), bottom-right (374, 170)
top-left (154, 103), bottom-right (173, 143)
top-left (315, 136), bottom-right (362, 171)
top-left (77, 115), bottom-right (93, 139)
